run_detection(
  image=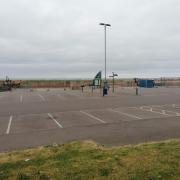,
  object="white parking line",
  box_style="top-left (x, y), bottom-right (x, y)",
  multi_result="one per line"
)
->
top-left (108, 109), bottom-right (142, 119)
top-left (150, 104), bottom-right (168, 108)
top-left (141, 105), bottom-right (180, 116)
top-left (38, 94), bottom-right (46, 102)
top-left (6, 116), bottom-right (13, 134)
top-left (80, 111), bottom-right (106, 123)
top-left (139, 106), bottom-right (169, 116)
top-left (152, 107), bottom-right (180, 116)
top-left (20, 95), bottom-right (23, 103)
top-left (47, 113), bottom-right (63, 128)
